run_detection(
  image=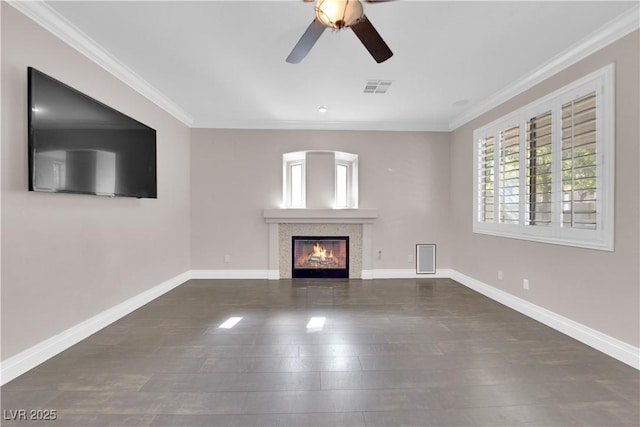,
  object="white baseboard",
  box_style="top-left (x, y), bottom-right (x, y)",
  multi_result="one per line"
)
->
top-left (2, 268), bottom-right (637, 385)
top-left (363, 268), bottom-right (452, 279)
top-left (0, 271), bottom-right (192, 386)
top-left (268, 270), bottom-right (280, 280)
top-left (190, 269), bottom-right (455, 280)
top-left (190, 269), bottom-right (271, 279)
top-left (449, 270), bottom-right (640, 370)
